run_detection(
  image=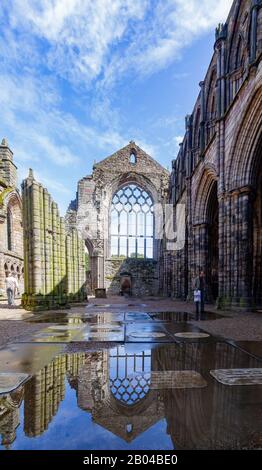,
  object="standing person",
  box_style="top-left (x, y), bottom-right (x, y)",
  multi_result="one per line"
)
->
top-left (5, 272), bottom-right (19, 307)
top-left (193, 288), bottom-right (201, 320)
top-left (193, 269), bottom-right (205, 319)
